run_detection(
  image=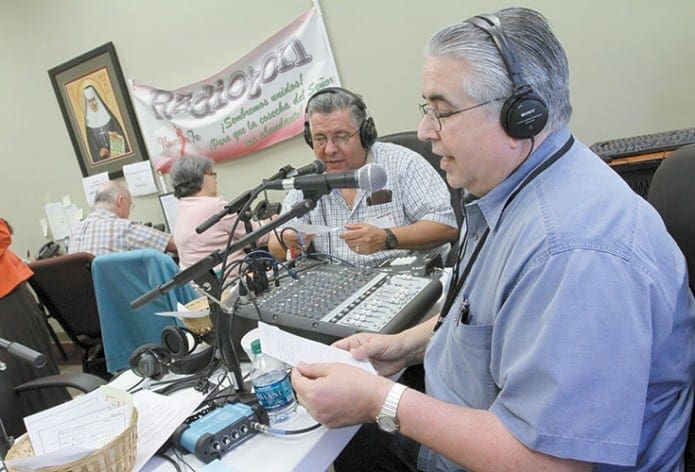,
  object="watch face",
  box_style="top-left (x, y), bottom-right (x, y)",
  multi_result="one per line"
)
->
top-left (386, 233), bottom-right (397, 249)
top-left (377, 414), bottom-right (398, 433)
